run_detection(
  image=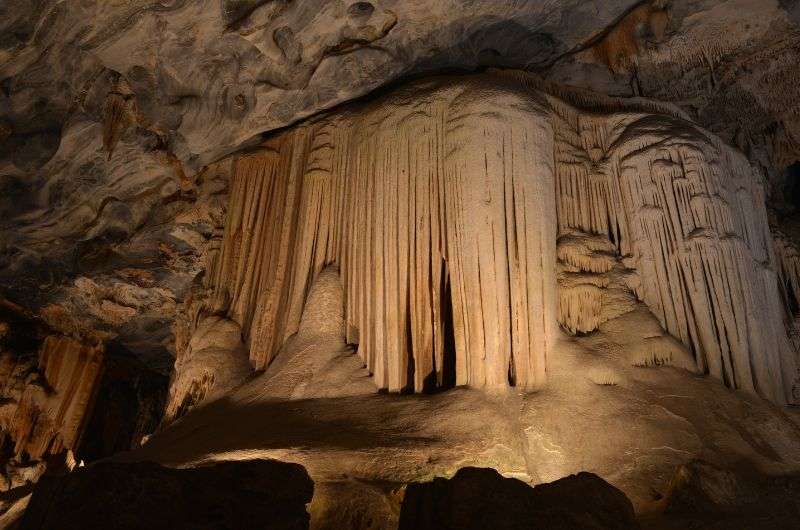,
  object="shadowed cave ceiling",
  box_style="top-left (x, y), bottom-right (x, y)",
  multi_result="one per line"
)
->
top-left (3, 0), bottom-right (800, 528)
